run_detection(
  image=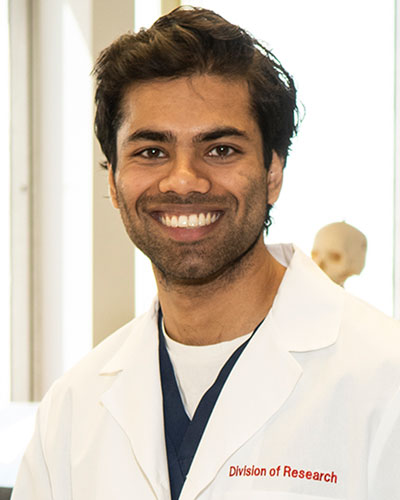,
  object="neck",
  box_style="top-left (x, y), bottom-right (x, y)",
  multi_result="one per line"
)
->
top-left (155, 239), bottom-right (286, 345)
